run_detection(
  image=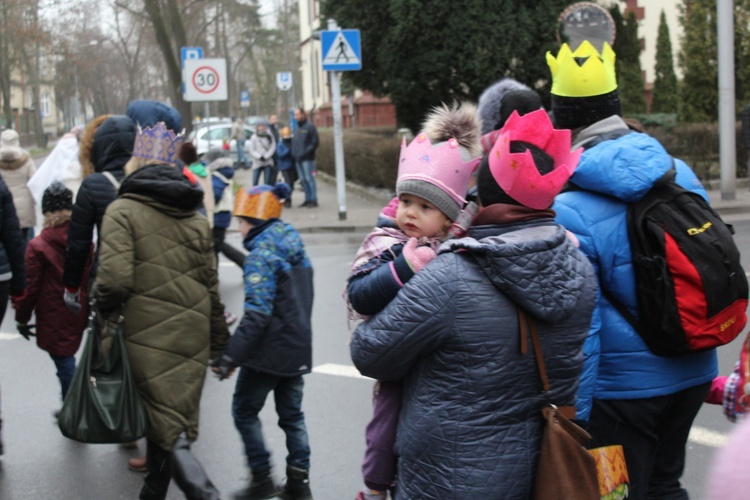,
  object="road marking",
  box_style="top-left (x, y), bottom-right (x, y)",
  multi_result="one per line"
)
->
top-left (688, 426), bottom-right (728, 448)
top-left (0, 332), bottom-right (18, 340)
top-left (313, 362), bottom-right (372, 380)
